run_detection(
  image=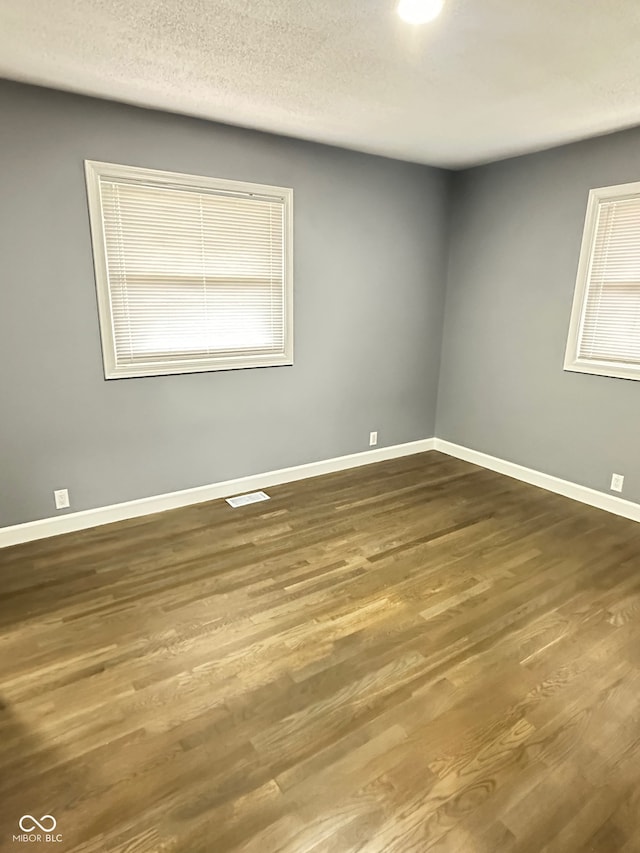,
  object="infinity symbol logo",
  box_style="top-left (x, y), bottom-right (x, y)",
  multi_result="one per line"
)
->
top-left (19, 815), bottom-right (57, 832)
